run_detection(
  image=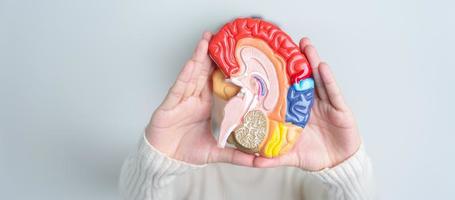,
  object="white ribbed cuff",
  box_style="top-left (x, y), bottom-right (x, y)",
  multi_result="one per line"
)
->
top-left (119, 134), bottom-right (205, 200)
top-left (308, 145), bottom-right (375, 199)
top-left (142, 133), bottom-right (208, 169)
top-left (140, 134), bottom-right (206, 187)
